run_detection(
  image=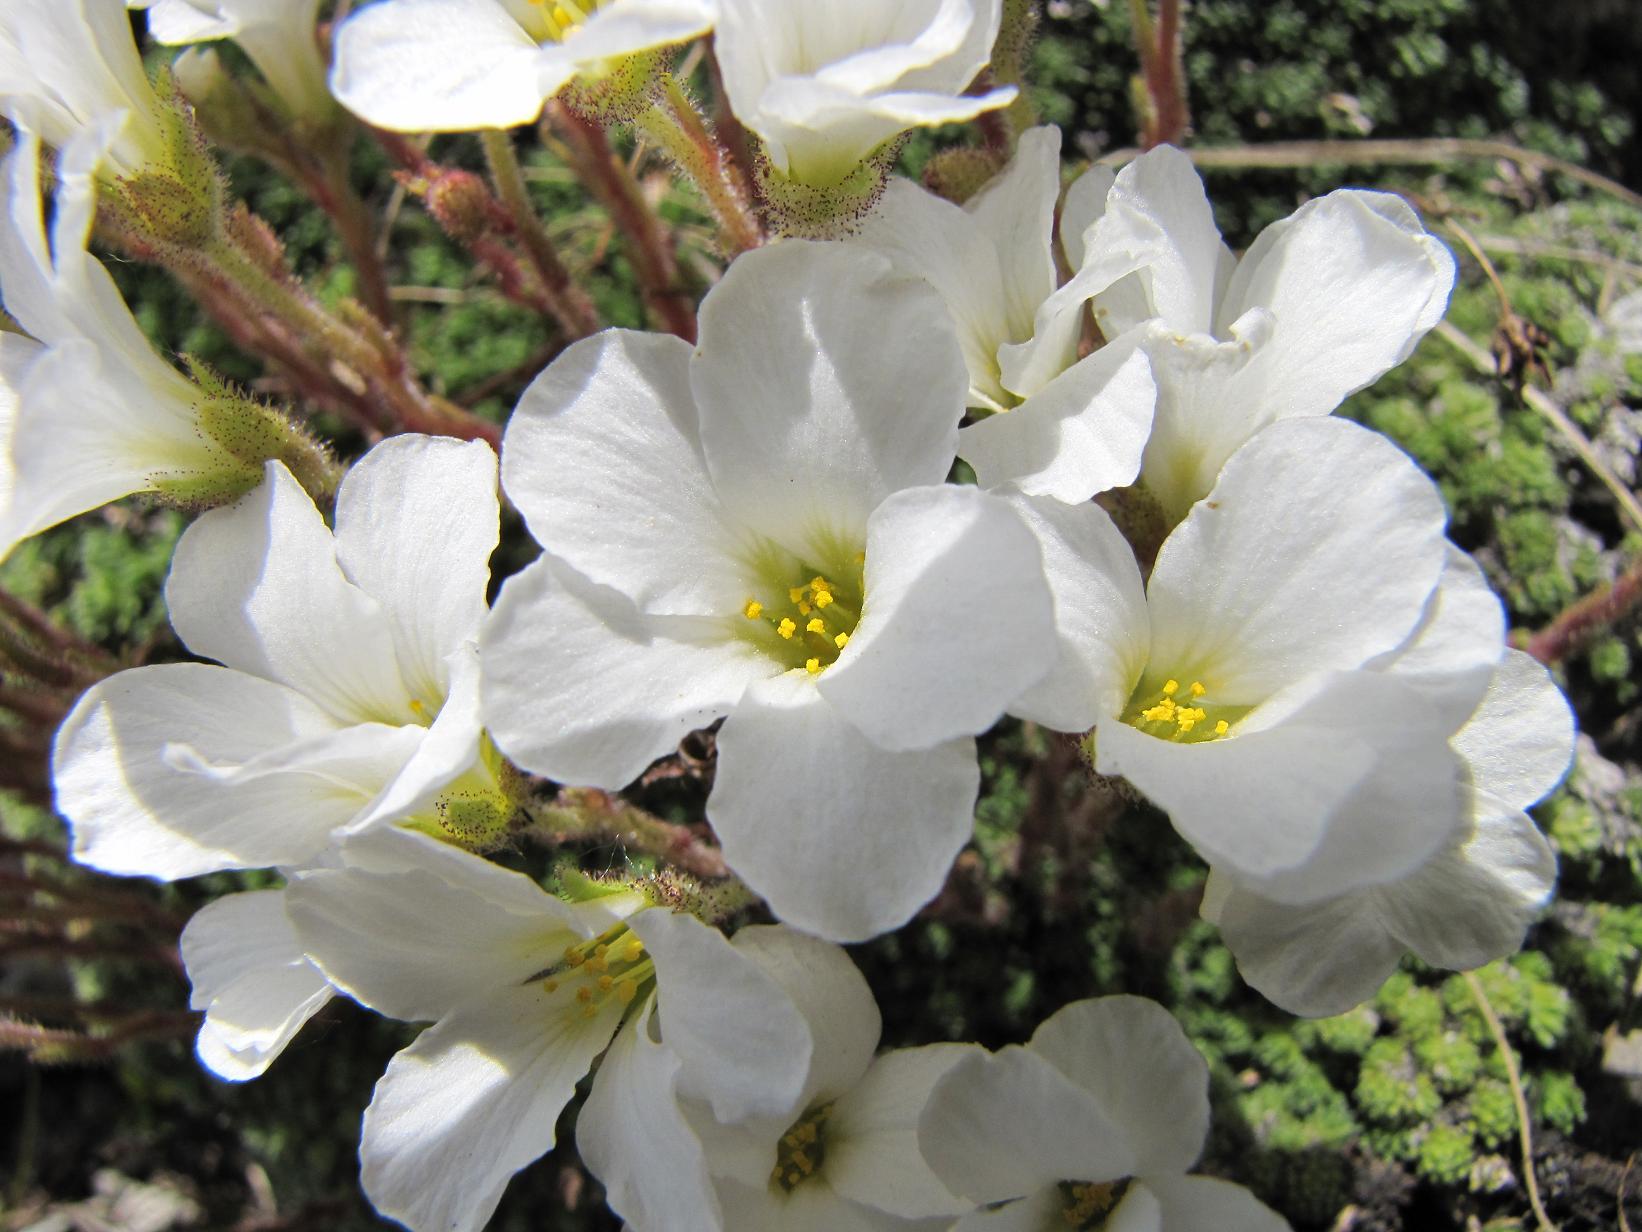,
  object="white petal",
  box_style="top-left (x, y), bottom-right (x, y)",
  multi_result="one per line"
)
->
top-left (53, 664), bottom-right (384, 878)
top-left (998, 492), bottom-right (1149, 732)
top-left (332, 435), bottom-right (498, 705)
top-left (856, 179), bottom-right (1024, 411)
top-left (1028, 996), bottom-right (1208, 1177)
top-left (502, 330), bottom-right (746, 616)
top-left (959, 339), bottom-right (1156, 504)
top-left (691, 242), bottom-right (965, 555)
top-left (1107, 670), bottom-right (1464, 899)
top-left (1060, 164), bottom-right (1115, 272)
top-left (1385, 801), bottom-right (1557, 972)
top-left (731, 924), bottom-right (883, 1109)
top-left (286, 846), bottom-right (587, 1022)
top-left (631, 909), bottom-right (812, 1123)
top-left (1131, 320), bottom-right (1270, 524)
top-left (819, 484), bottom-right (1055, 751)
top-left (965, 127), bottom-right (1064, 344)
top-left (1144, 1174), bottom-right (1292, 1232)
top-left (1451, 649), bottom-right (1575, 810)
top-left (347, 643), bottom-right (486, 833)
top-left (1202, 870), bottom-right (1406, 1018)
top-left (166, 461), bottom-right (414, 726)
top-left (480, 556), bottom-right (761, 787)
top-left (1367, 544), bottom-right (1503, 730)
top-left (360, 983), bottom-right (623, 1232)
top-left (330, 0), bottom-right (548, 131)
top-left (920, 1045), bottom-right (1134, 1205)
top-left (715, 1176), bottom-right (913, 1232)
top-left (1049, 145), bottom-right (1232, 342)
top-left (1216, 189), bottom-right (1456, 424)
top-left (828, 1045), bottom-right (980, 1219)
top-left (1144, 418), bottom-right (1449, 702)
top-left (181, 890), bottom-right (333, 1081)
top-left (577, 1005), bottom-right (722, 1232)
top-left (711, 673), bottom-right (980, 943)
top-left (551, 0), bottom-right (714, 65)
